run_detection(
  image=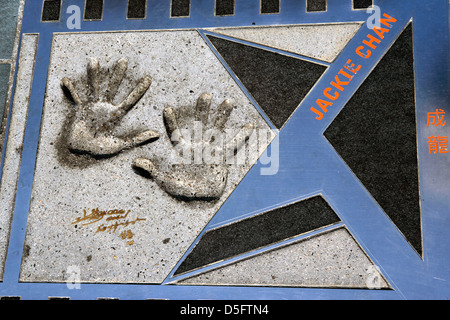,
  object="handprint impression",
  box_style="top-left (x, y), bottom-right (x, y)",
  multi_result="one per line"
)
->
top-left (60, 57), bottom-right (159, 159)
top-left (133, 93), bottom-right (255, 201)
